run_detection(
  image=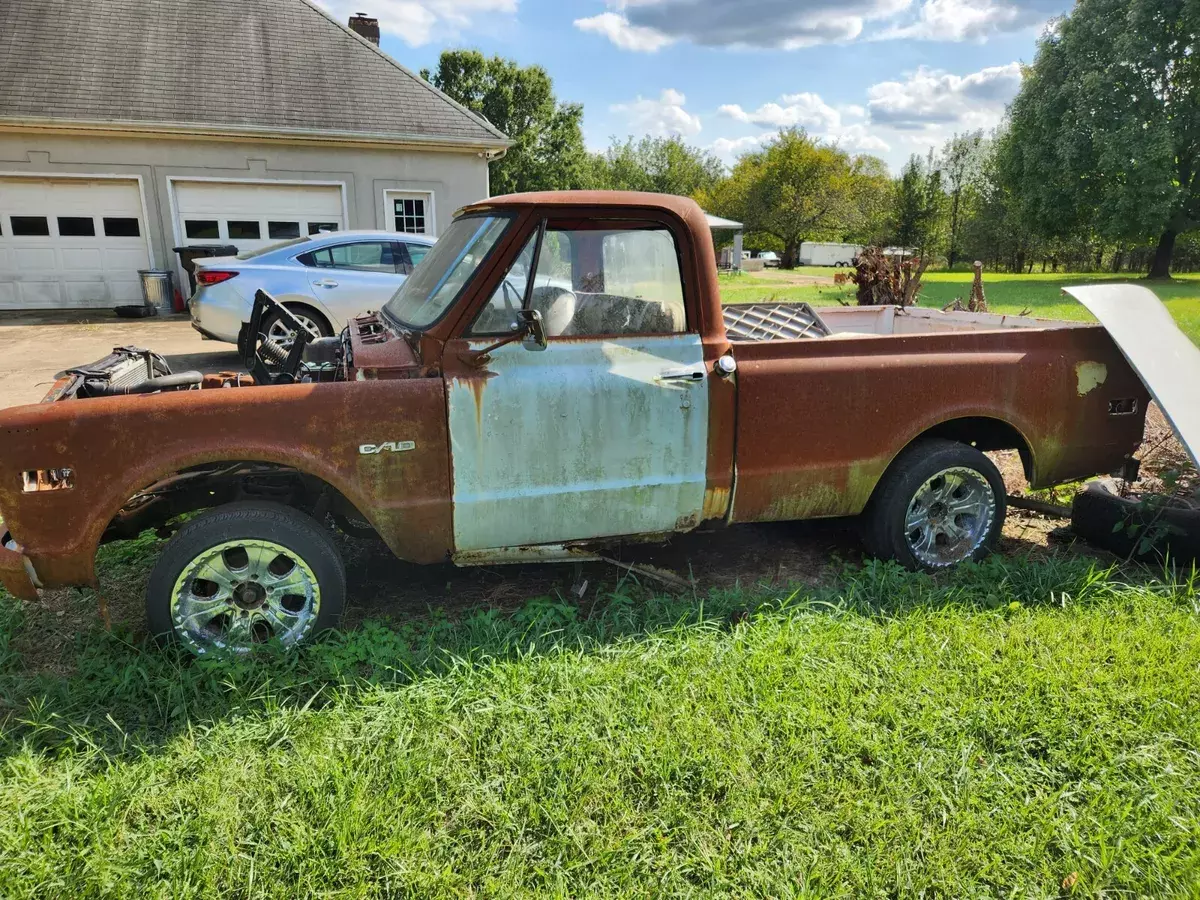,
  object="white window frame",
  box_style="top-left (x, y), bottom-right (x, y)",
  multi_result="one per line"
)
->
top-left (382, 189), bottom-right (436, 238)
